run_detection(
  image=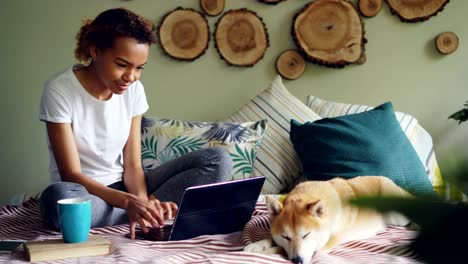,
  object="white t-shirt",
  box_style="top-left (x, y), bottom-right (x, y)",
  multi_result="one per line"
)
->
top-left (39, 65), bottom-right (149, 186)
